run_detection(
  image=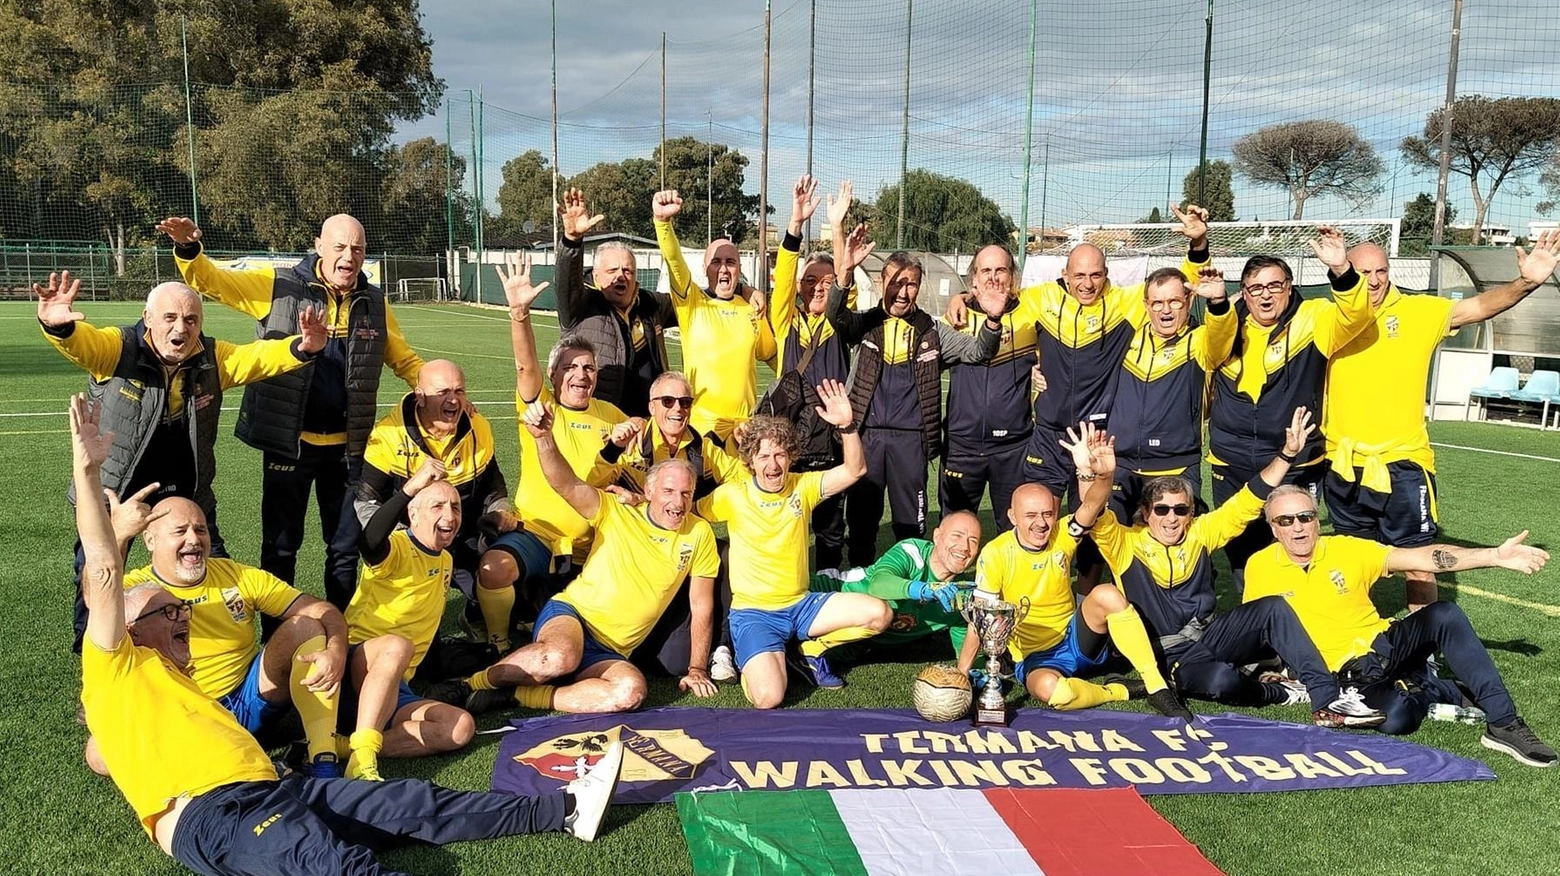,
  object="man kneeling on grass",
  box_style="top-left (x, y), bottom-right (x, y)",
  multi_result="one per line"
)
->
top-left (428, 399), bottom-right (722, 715)
top-left (68, 394), bottom-right (624, 875)
top-left (1245, 486), bottom-right (1555, 766)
